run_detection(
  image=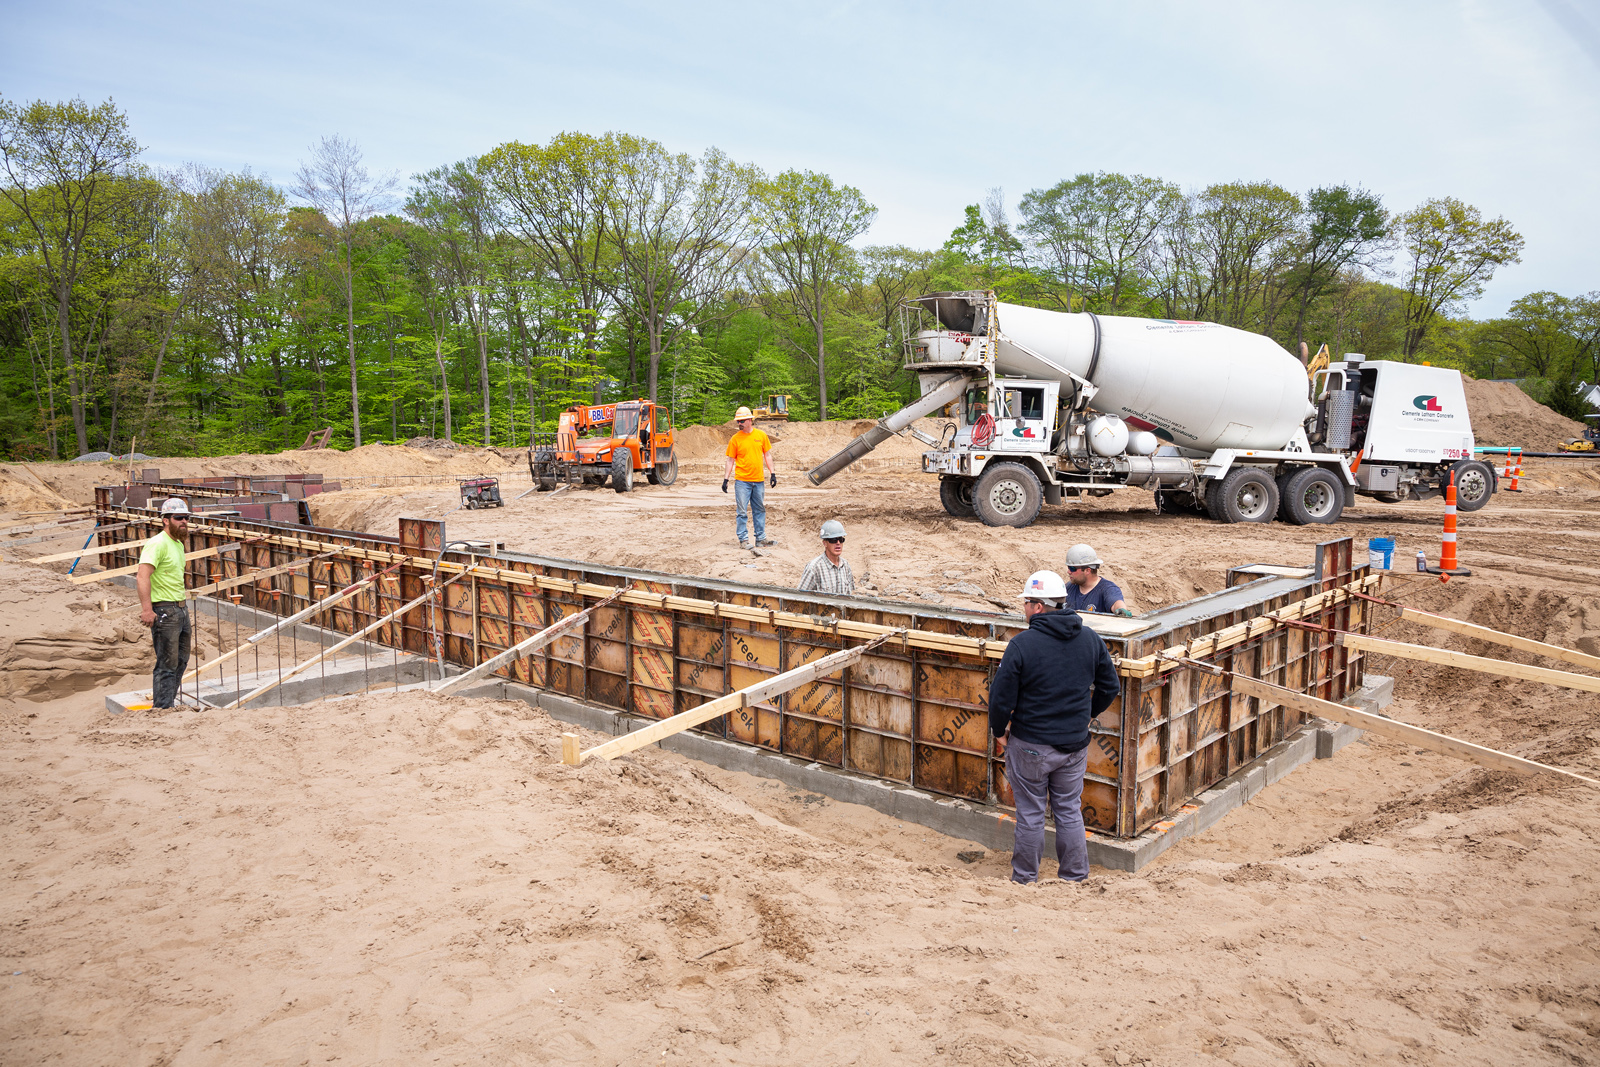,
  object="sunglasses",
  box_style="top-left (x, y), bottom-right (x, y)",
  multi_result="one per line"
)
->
top-left (1067, 565), bottom-right (1094, 572)
top-left (823, 536), bottom-right (845, 544)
